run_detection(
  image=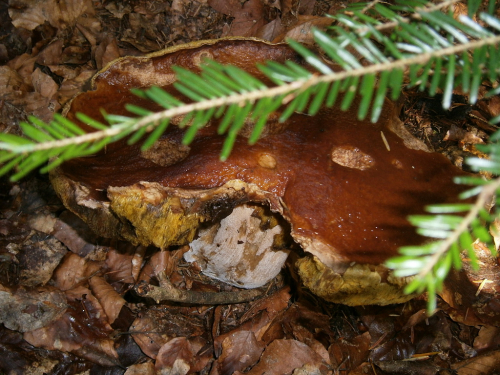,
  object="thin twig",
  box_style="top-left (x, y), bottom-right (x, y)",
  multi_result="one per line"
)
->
top-left (134, 274), bottom-right (267, 305)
